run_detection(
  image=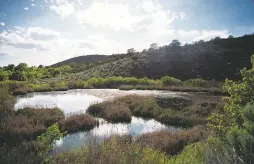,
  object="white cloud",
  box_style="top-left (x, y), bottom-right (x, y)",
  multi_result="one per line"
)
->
top-left (141, 1), bottom-right (157, 13)
top-left (76, 3), bottom-right (139, 30)
top-left (0, 27), bottom-right (61, 51)
top-left (0, 52), bottom-right (11, 58)
top-left (27, 27), bottom-right (60, 40)
top-left (192, 30), bottom-right (230, 41)
top-left (24, 7), bottom-right (29, 10)
top-left (0, 22), bottom-right (5, 26)
top-left (31, 4), bottom-right (35, 7)
top-left (0, 26), bottom-right (97, 65)
top-left (1, 0), bottom-right (231, 66)
top-left (50, 3), bottom-right (75, 17)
